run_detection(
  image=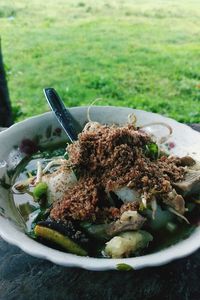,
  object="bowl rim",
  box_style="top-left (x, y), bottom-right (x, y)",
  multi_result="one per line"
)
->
top-left (0, 106), bottom-right (200, 270)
